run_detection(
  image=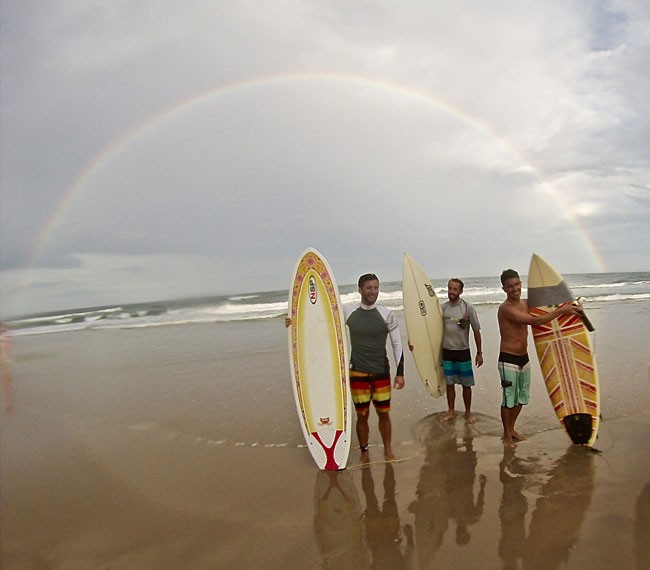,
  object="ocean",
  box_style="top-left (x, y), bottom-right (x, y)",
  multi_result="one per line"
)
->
top-left (6, 271), bottom-right (650, 336)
